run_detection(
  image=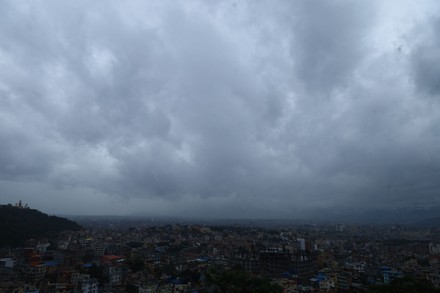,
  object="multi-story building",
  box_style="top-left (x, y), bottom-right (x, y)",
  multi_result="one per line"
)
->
top-left (24, 264), bottom-right (46, 282)
top-left (79, 278), bottom-right (98, 293)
